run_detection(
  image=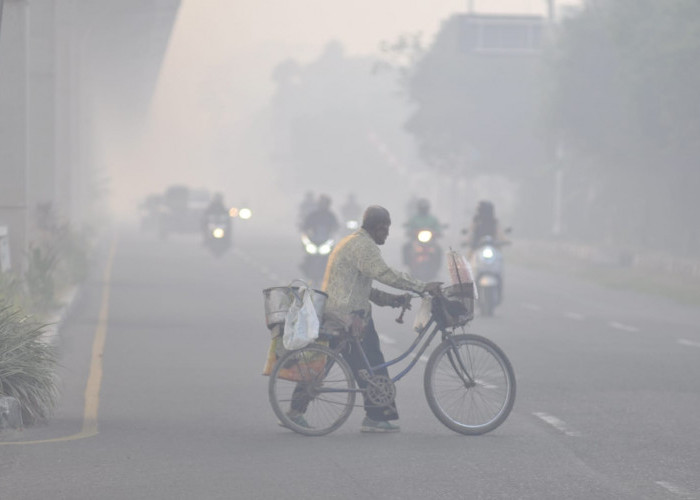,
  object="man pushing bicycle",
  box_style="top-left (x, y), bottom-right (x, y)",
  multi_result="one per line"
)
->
top-left (288, 205), bottom-right (441, 432)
